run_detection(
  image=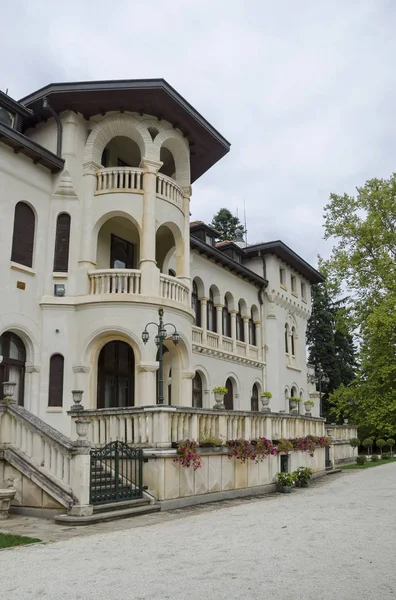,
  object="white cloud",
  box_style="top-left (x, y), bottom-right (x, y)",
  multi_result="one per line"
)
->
top-left (2, 0), bottom-right (396, 270)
